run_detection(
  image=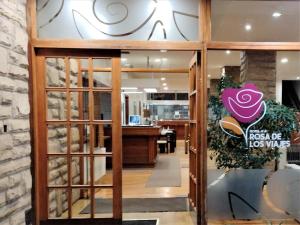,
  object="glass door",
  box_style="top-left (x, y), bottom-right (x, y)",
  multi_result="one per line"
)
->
top-left (32, 49), bottom-right (122, 224)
